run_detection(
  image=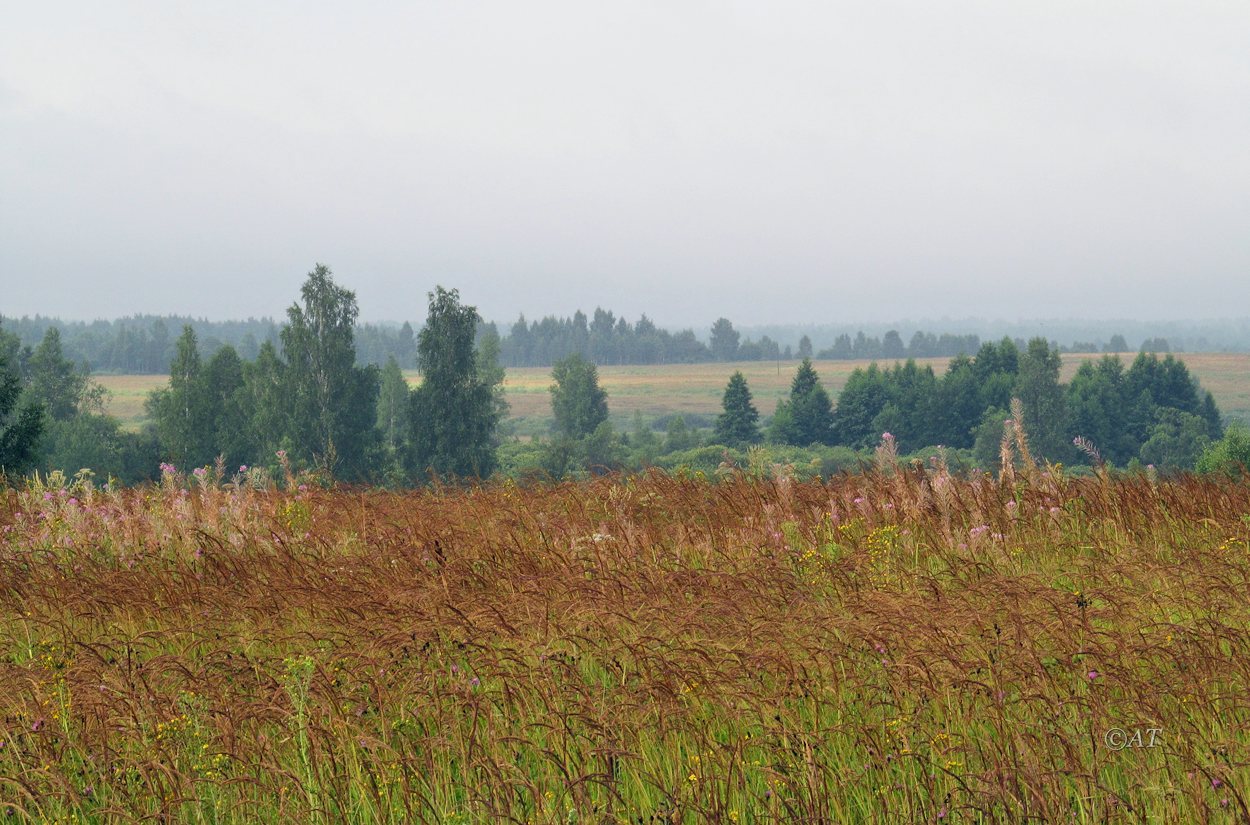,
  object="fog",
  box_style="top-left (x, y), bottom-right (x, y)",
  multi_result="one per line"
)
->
top-left (2, 1), bottom-right (1248, 327)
